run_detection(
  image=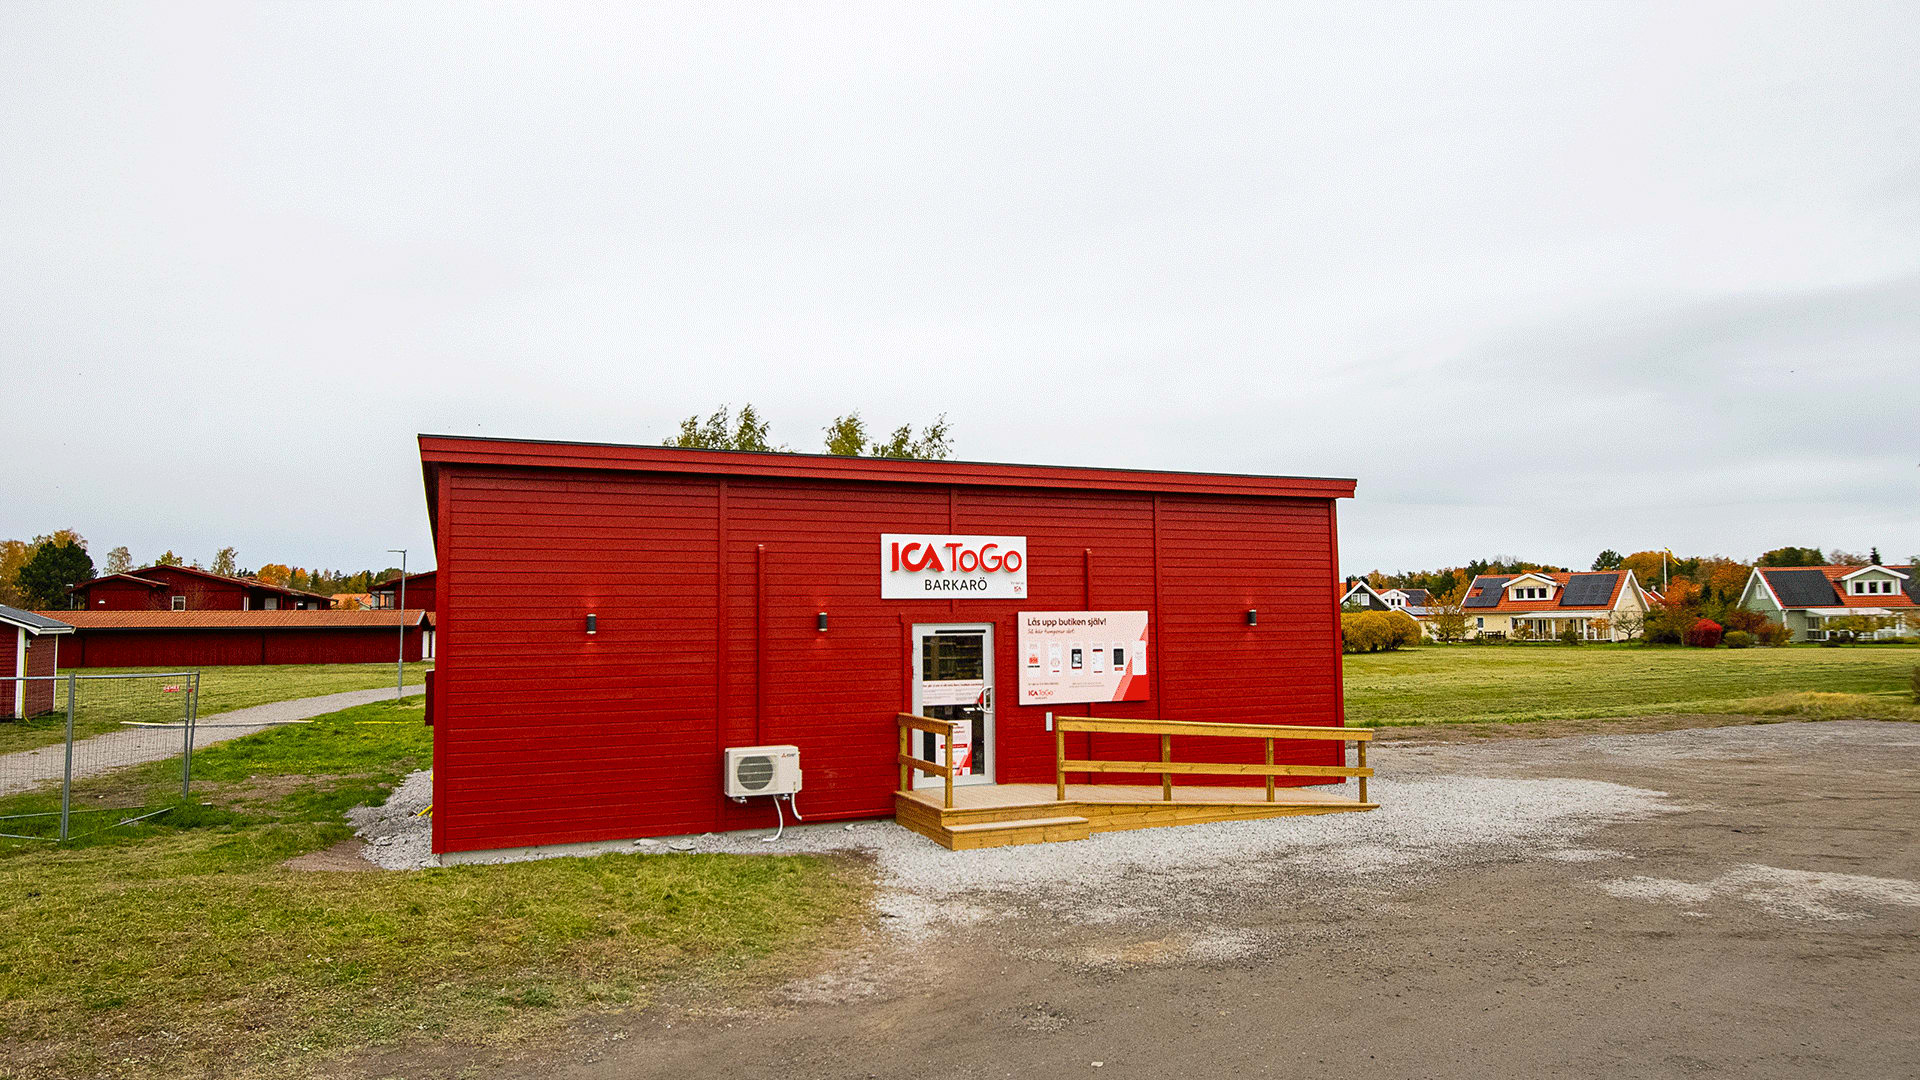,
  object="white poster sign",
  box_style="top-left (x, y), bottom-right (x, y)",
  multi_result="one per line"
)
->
top-left (919, 679), bottom-right (985, 707)
top-left (949, 721), bottom-right (975, 776)
top-left (1018, 611), bottom-right (1150, 705)
top-left (881, 534), bottom-right (1027, 599)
